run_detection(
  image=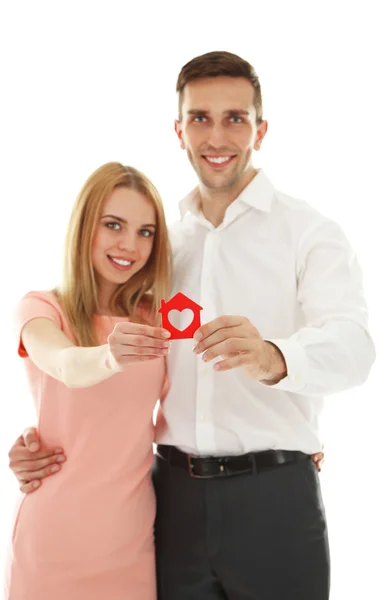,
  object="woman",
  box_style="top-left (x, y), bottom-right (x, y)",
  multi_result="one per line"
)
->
top-left (6, 162), bottom-right (172, 600)
top-left (6, 161), bottom-right (325, 599)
